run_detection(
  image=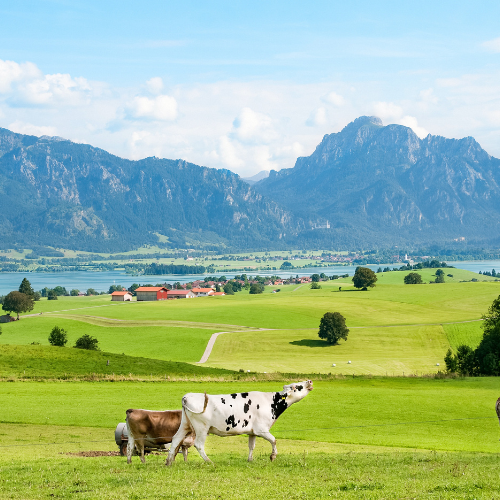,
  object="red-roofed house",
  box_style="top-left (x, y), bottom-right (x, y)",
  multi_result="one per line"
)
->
top-left (168, 290), bottom-right (196, 299)
top-left (191, 287), bottom-right (215, 297)
top-left (135, 286), bottom-right (169, 301)
top-left (111, 291), bottom-right (133, 301)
